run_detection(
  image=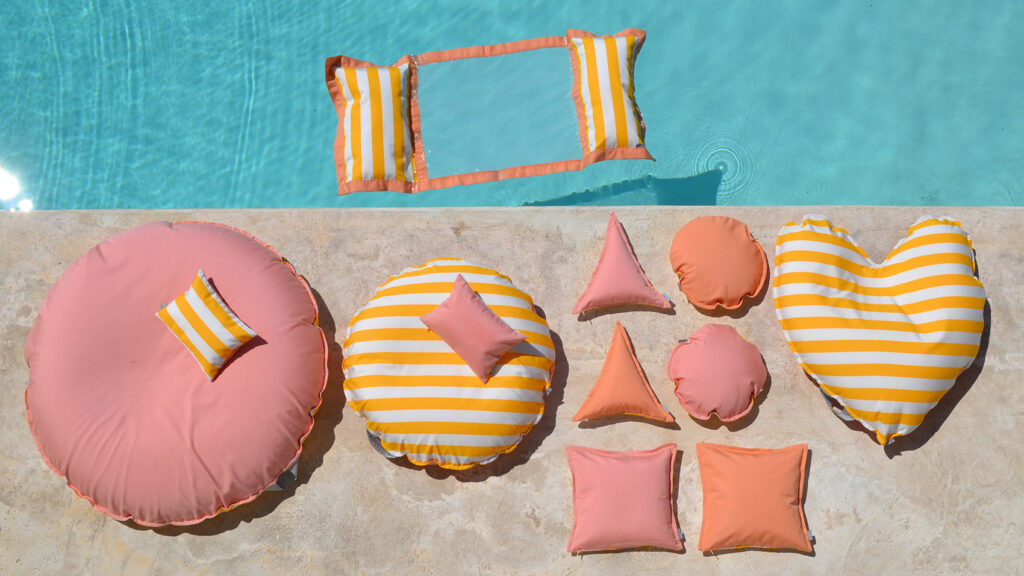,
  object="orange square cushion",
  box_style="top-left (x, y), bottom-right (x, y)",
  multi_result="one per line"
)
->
top-left (696, 442), bottom-right (812, 553)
